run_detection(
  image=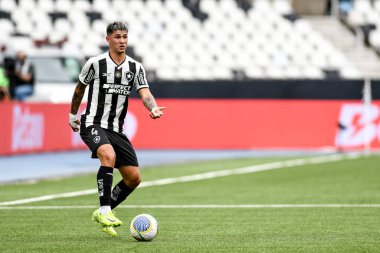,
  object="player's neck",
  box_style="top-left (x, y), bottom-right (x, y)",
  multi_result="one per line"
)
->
top-left (109, 51), bottom-right (126, 65)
